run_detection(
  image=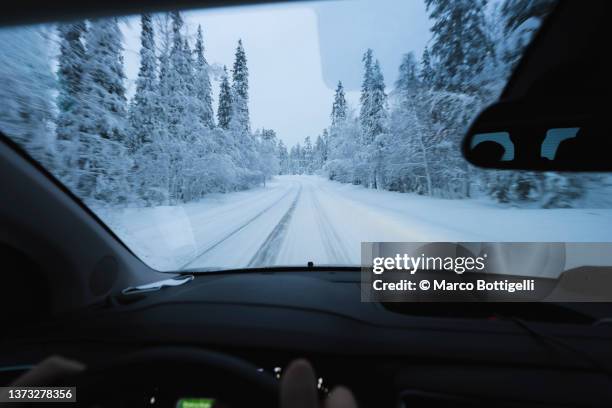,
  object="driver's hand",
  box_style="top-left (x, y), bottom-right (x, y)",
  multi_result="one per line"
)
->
top-left (280, 359), bottom-right (357, 408)
top-left (10, 355), bottom-right (85, 386)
